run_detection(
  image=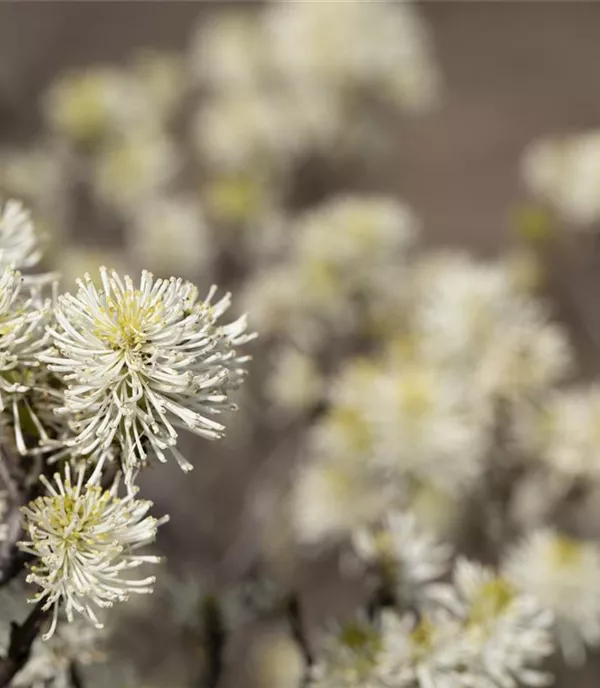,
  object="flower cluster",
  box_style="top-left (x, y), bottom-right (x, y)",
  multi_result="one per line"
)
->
top-left (19, 465), bottom-right (162, 639)
top-left (504, 529), bottom-right (600, 666)
top-left (0, 195), bottom-right (256, 652)
top-left (244, 195), bottom-right (417, 351)
top-left (42, 268), bottom-right (253, 484)
top-left (2, 3), bottom-right (600, 686)
top-left (521, 129), bottom-right (600, 227)
top-left (309, 556), bottom-right (554, 688)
